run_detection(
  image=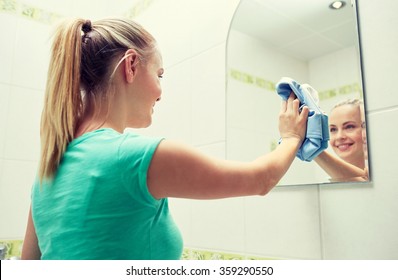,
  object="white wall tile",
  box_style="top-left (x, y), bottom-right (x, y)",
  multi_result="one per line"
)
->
top-left (358, 0), bottom-right (398, 111)
top-left (134, 0), bottom-right (192, 67)
top-left (3, 86), bottom-right (43, 161)
top-left (245, 186), bottom-right (322, 259)
top-left (189, 198), bottom-right (246, 253)
top-left (190, 0), bottom-right (239, 55)
top-left (0, 13), bottom-right (18, 85)
top-left (103, 0), bottom-right (135, 18)
top-left (227, 30), bottom-right (309, 82)
top-left (134, 0), bottom-right (239, 66)
top-left (309, 47), bottom-right (361, 91)
top-left (0, 159), bottom-right (37, 239)
top-left (70, 0), bottom-right (115, 19)
top-left (191, 44), bottom-right (226, 146)
top-left (22, 0), bottom-right (72, 16)
top-left (227, 128), bottom-right (268, 161)
top-left (0, 84), bottom-right (11, 158)
top-left (12, 17), bottom-right (50, 90)
top-left (227, 81), bottom-right (269, 133)
top-left (321, 108), bottom-right (398, 259)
